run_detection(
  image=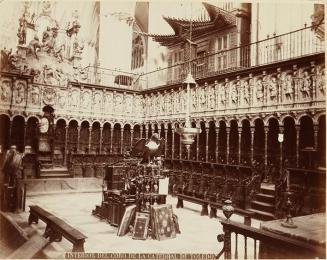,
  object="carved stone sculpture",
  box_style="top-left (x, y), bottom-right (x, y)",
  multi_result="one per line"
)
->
top-left (220, 84), bottom-right (226, 106)
top-left (14, 83), bottom-right (25, 104)
top-left (283, 74), bottom-right (294, 102)
top-left (255, 78), bottom-right (264, 103)
top-left (242, 80), bottom-right (249, 105)
top-left (300, 71), bottom-right (312, 99)
top-left (230, 83), bottom-right (238, 105)
top-left (27, 36), bottom-right (41, 59)
top-left (42, 26), bottom-right (58, 54)
top-left (269, 76), bottom-right (278, 102)
top-left (0, 80), bottom-right (11, 103)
